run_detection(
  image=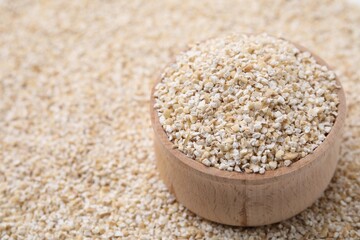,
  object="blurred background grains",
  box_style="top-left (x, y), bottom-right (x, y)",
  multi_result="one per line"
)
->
top-left (0, 0), bottom-right (359, 239)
